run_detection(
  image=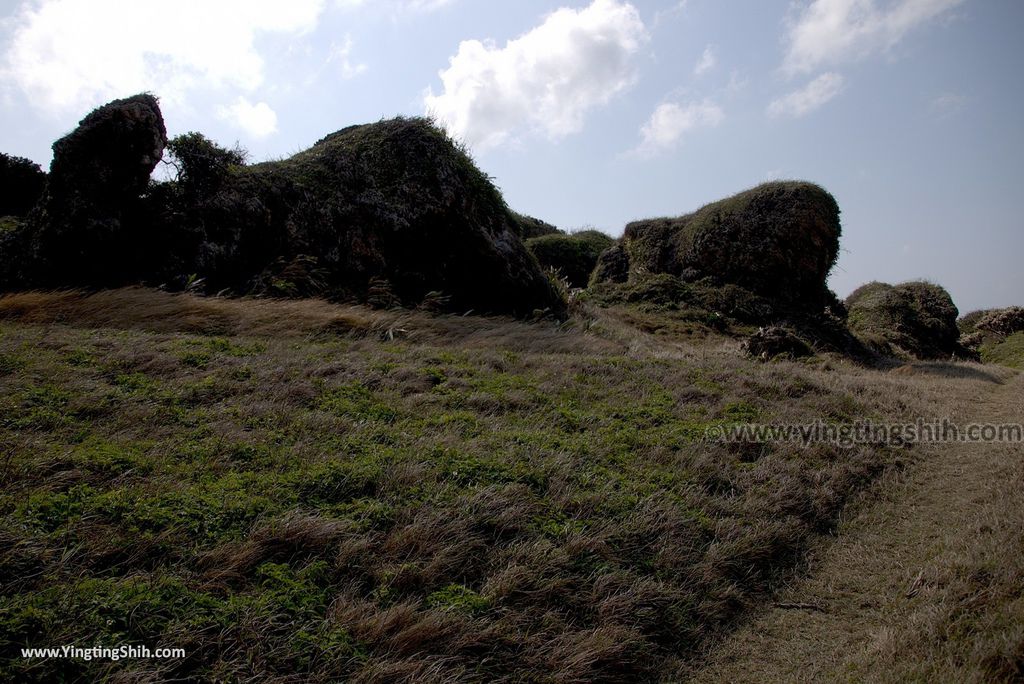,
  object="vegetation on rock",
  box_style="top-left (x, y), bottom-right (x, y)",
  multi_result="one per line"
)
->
top-left (846, 281), bottom-right (965, 360)
top-left (526, 229), bottom-right (615, 288)
top-left (0, 97), bottom-right (564, 317)
top-left (958, 306), bottom-right (1024, 368)
top-left (0, 152), bottom-right (46, 217)
top-left (595, 181), bottom-right (842, 315)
